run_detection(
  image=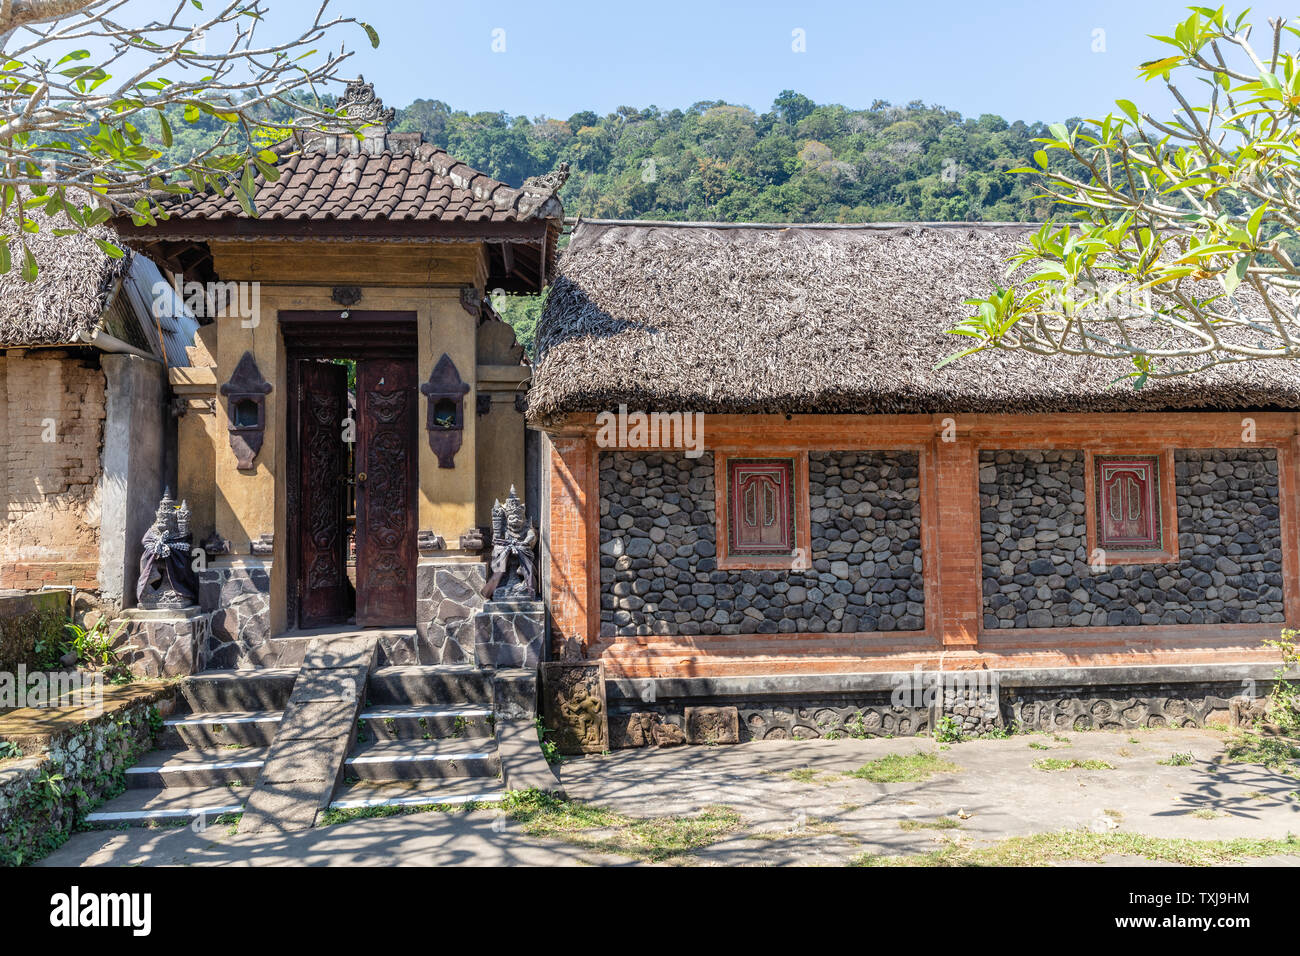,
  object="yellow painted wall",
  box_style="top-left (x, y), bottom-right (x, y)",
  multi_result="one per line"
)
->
top-left (203, 240), bottom-right (498, 633)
